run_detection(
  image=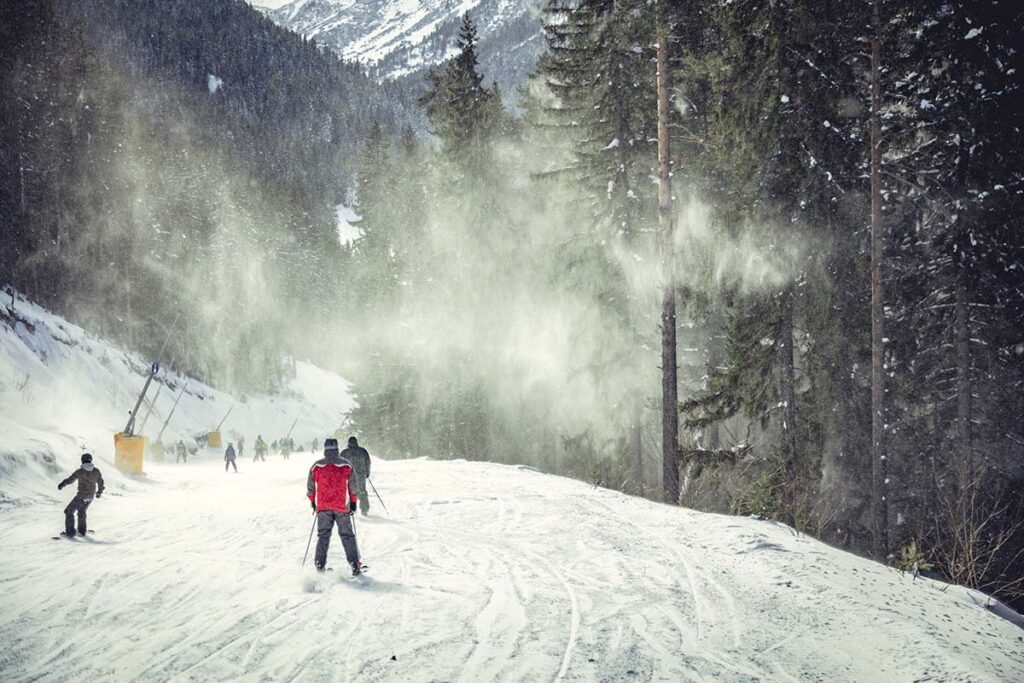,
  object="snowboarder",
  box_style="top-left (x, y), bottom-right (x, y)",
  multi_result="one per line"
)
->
top-left (225, 442), bottom-right (238, 473)
top-left (254, 435), bottom-right (268, 462)
top-left (176, 440), bottom-right (188, 463)
top-left (307, 438), bottom-right (363, 575)
top-left (58, 453), bottom-right (104, 537)
top-left (341, 436), bottom-right (372, 516)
